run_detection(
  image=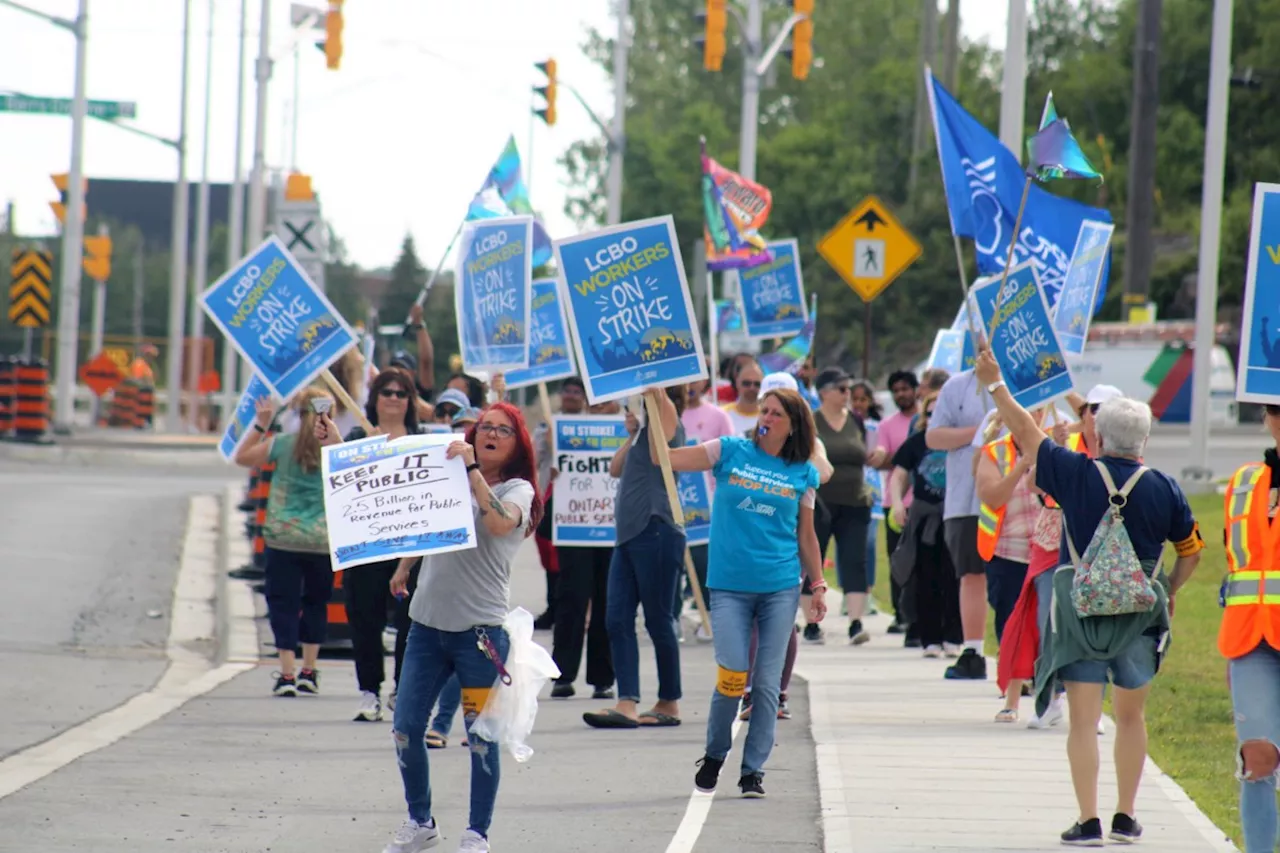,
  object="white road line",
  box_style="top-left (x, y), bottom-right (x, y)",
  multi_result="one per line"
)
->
top-left (0, 493), bottom-right (255, 800)
top-left (664, 711), bottom-right (745, 853)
